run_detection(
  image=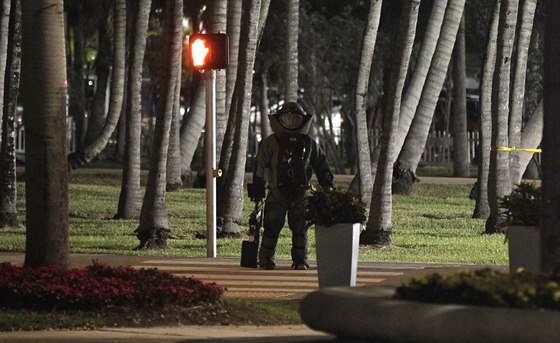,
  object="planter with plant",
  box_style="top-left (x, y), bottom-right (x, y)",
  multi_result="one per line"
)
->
top-left (499, 182), bottom-right (542, 273)
top-left (305, 188), bottom-right (366, 288)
